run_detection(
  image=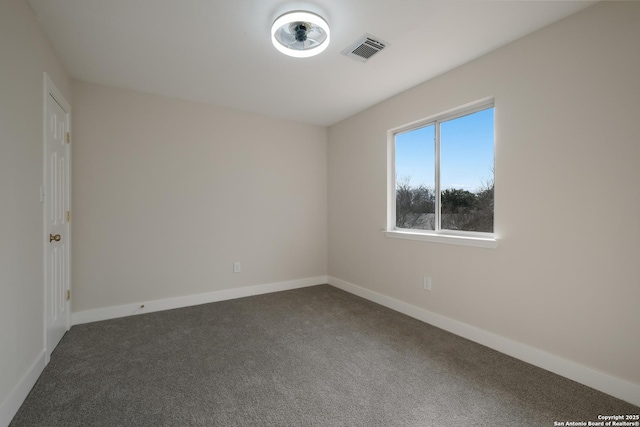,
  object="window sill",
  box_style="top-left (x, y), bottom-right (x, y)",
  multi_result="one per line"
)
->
top-left (385, 230), bottom-right (498, 249)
